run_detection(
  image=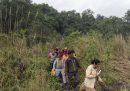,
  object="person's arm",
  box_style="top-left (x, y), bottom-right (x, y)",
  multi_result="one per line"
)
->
top-left (98, 76), bottom-right (103, 82)
top-left (97, 70), bottom-right (101, 76)
top-left (86, 65), bottom-right (97, 78)
top-left (97, 76), bottom-right (106, 87)
top-left (75, 58), bottom-right (81, 68)
top-left (65, 60), bottom-right (69, 76)
top-left (65, 60), bottom-right (69, 83)
top-left (53, 59), bottom-right (57, 70)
